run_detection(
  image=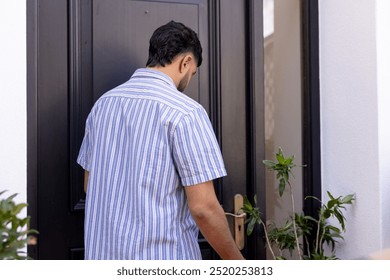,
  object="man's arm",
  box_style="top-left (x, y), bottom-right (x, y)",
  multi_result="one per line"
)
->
top-left (185, 180), bottom-right (245, 260)
top-left (84, 170), bottom-right (89, 193)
